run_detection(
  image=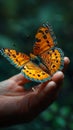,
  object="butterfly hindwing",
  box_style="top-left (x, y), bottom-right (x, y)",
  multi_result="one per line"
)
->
top-left (33, 24), bottom-right (57, 55)
top-left (40, 47), bottom-right (64, 75)
top-left (21, 61), bottom-right (51, 82)
top-left (0, 48), bottom-right (30, 69)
